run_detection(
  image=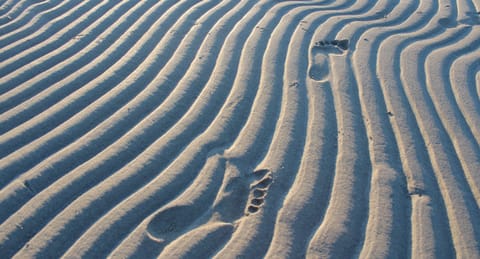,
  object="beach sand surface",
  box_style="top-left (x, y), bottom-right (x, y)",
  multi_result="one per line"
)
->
top-left (0, 0), bottom-right (479, 258)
